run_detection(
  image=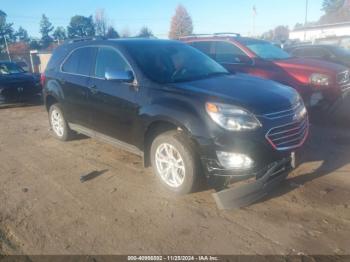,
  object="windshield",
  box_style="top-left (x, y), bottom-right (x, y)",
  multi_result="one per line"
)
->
top-left (330, 46), bottom-right (350, 57)
top-left (246, 42), bottom-right (291, 61)
top-left (0, 62), bottom-right (25, 75)
top-left (124, 42), bottom-right (229, 84)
